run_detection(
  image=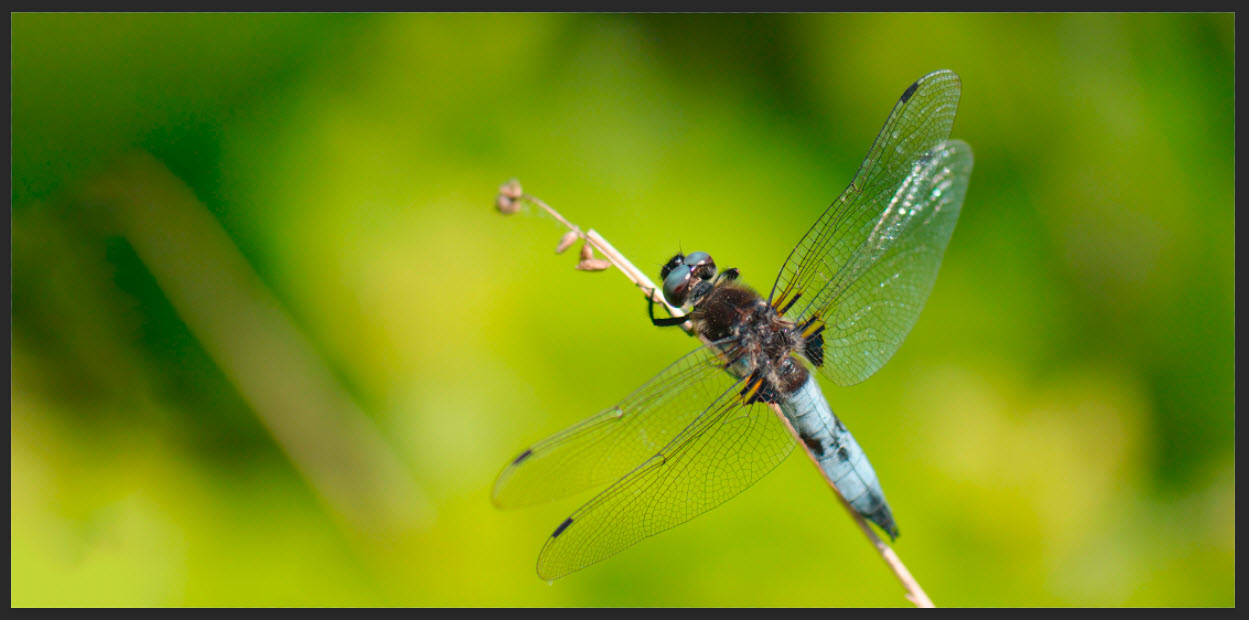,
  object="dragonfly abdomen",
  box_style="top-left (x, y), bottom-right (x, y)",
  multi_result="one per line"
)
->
top-left (779, 374), bottom-right (899, 540)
